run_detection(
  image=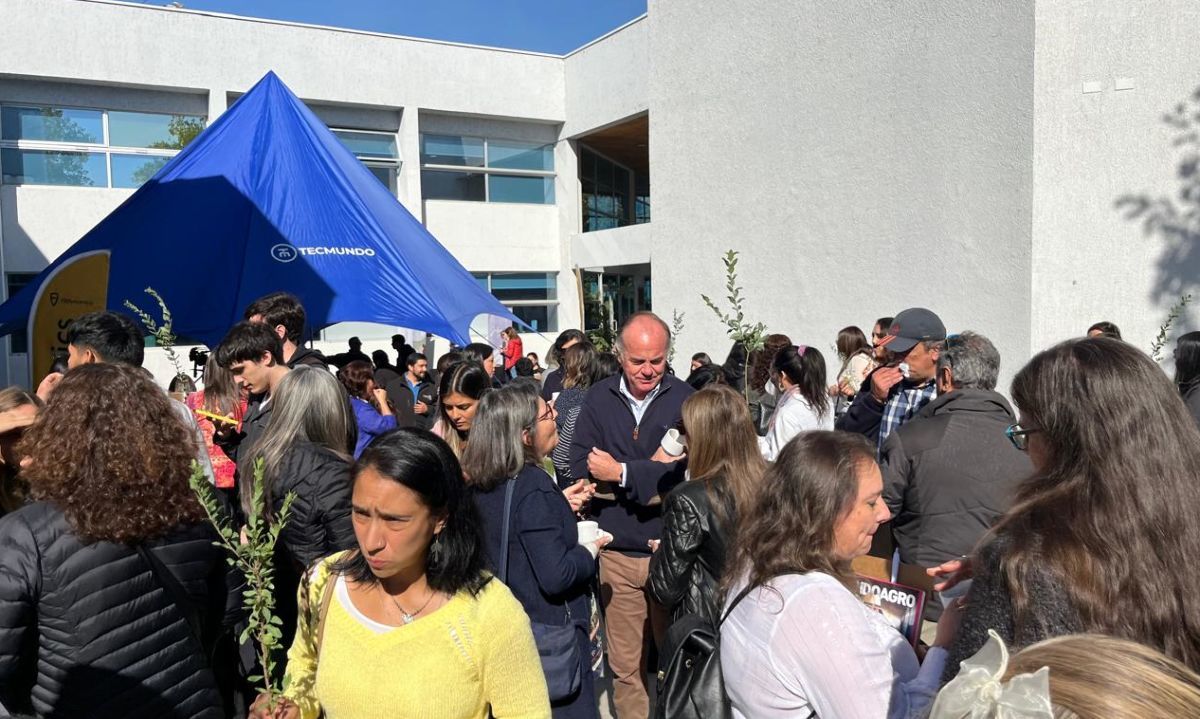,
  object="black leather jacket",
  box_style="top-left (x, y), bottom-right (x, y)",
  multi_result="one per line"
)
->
top-left (649, 480), bottom-right (735, 625)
